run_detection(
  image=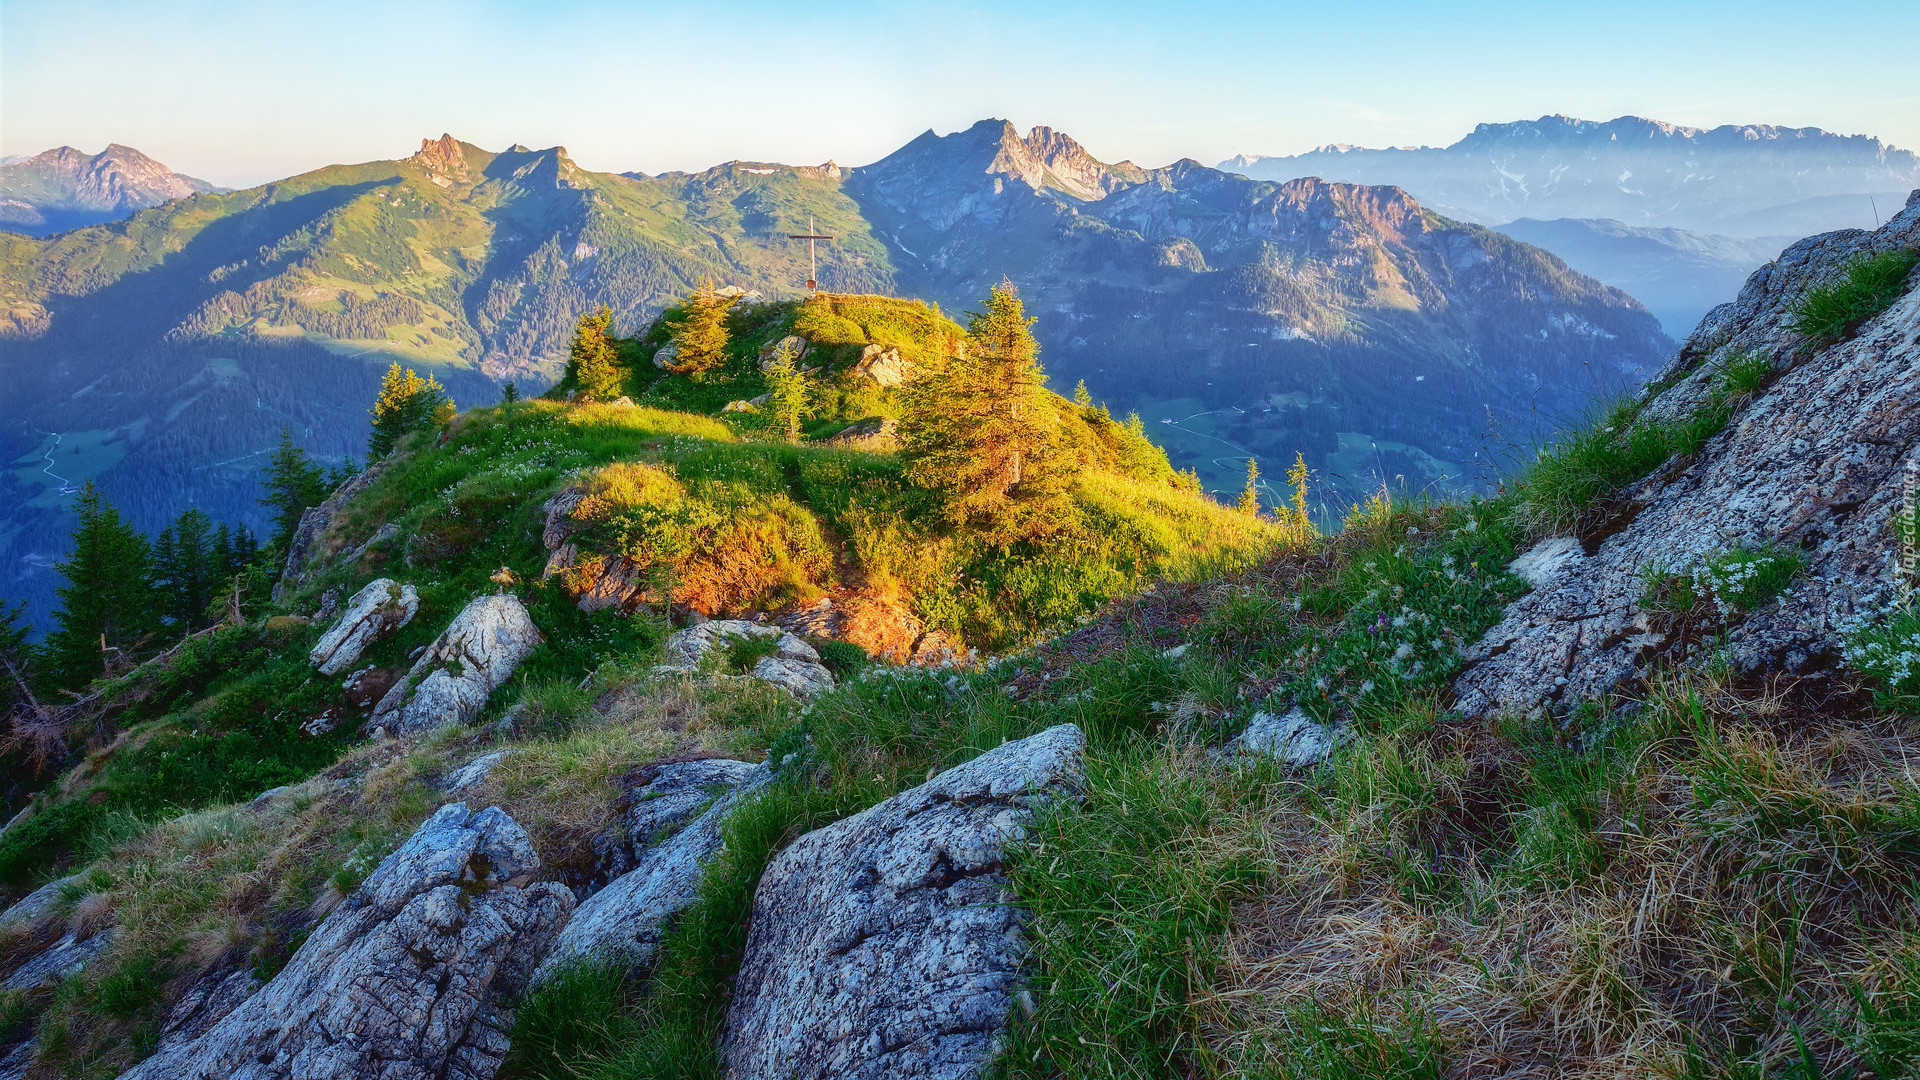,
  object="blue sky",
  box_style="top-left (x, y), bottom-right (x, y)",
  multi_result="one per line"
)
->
top-left (5, 0), bottom-right (1916, 187)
